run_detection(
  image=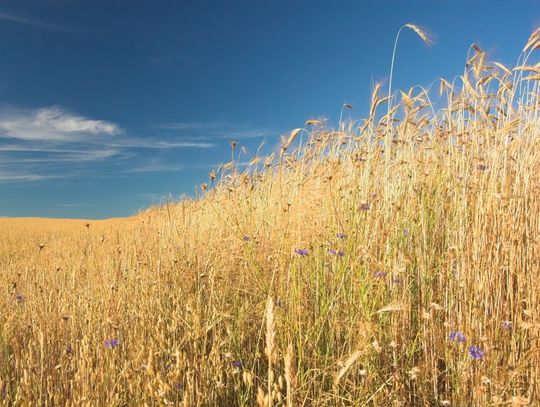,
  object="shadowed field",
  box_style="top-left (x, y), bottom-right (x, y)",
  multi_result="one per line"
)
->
top-left (2, 32), bottom-right (540, 406)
